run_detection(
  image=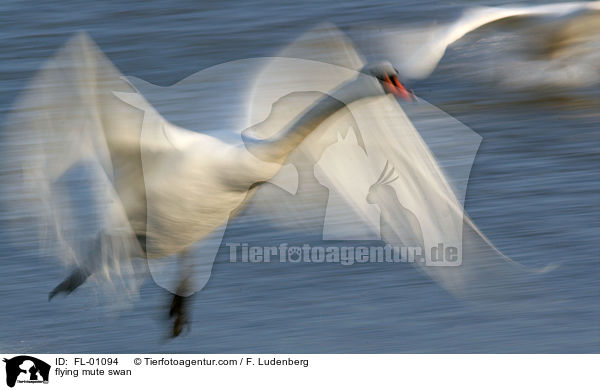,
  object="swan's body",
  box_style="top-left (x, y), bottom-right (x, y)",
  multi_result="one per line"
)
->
top-left (114, 61), bottom-right (402, 260)
top-left (109, 92), bottom-right (282, 259)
